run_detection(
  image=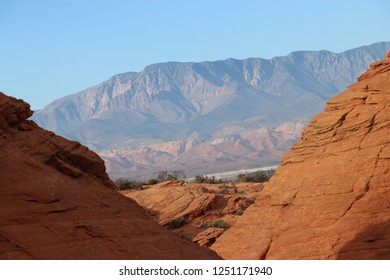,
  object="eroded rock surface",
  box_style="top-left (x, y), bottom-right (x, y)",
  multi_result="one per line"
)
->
top-left (0, 93), bottom-right (220, 260)
top-left (212, 53), bottom-right (390, 259)
top-left (121, 181), bottom-right (263, 247)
